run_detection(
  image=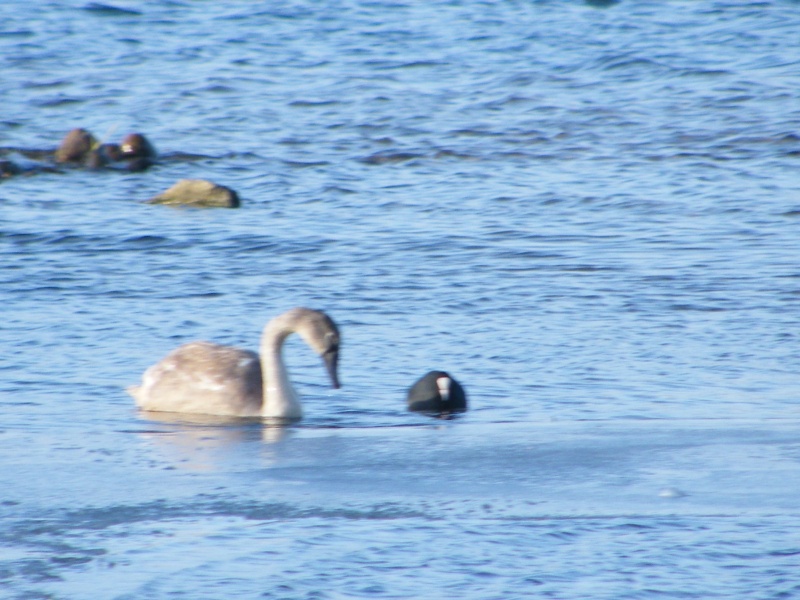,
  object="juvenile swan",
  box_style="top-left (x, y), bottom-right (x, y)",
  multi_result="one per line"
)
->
top-left (128, 307), bottom-right (340, 419)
